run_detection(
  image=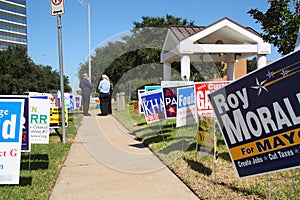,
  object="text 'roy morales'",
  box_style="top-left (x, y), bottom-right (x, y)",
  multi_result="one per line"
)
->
top-left (211, 88), bottom-right (300, 145)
